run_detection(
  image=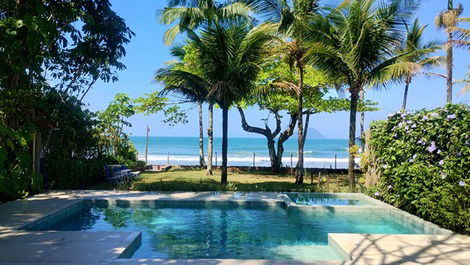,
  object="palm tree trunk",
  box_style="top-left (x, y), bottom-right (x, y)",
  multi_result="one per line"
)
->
top-left (198, 103), bottom-right (205, 167)
top-left (206, 103), bottom-right (213, 175)
top-left (359, 90), bottom-right (365, 152)
top-left (446, 0), bottom-right (453, 104)
top-left (296, 65), bottom-right (304, 184)
top-left (446, 31), bottom-right (453, 104)
top-left (296, 111), bottom-right (310, 168)
top-left (402, 79), bottom-right (410, 111)
top-left (221, 106), bottom-right (228, 184)
top-left (348, 88), bottom-right (359, 191)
